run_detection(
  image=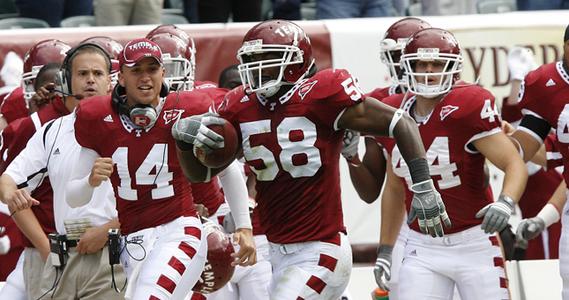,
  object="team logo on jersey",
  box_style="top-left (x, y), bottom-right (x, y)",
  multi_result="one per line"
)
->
top-left (298, 80), bottom-right (318, 100)
top-left (440, 105), bottom-right (459, 121)
top-left (163, 109), bottom-right (185, 125)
